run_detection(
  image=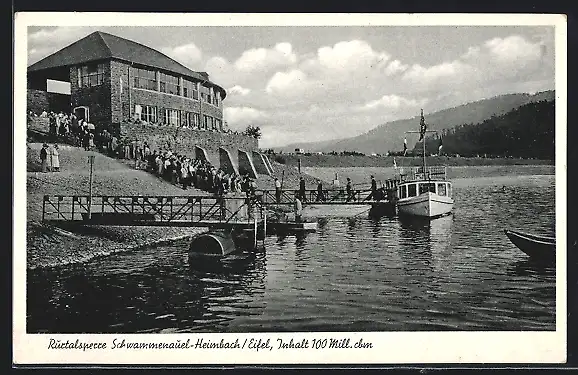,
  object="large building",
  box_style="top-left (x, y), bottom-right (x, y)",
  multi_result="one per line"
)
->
top-left (27, 31), bottom-right (227, 132)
